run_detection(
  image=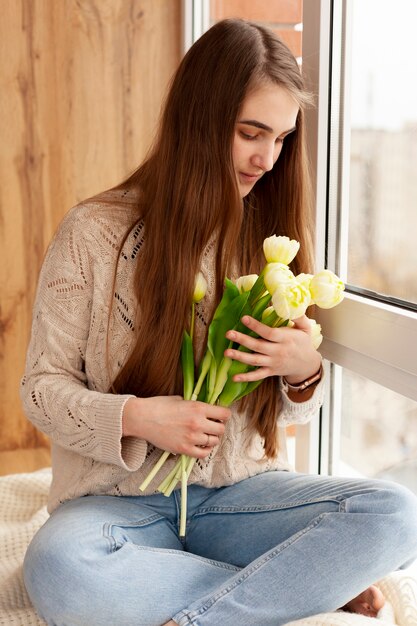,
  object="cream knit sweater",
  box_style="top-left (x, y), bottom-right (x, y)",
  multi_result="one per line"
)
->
top-left (20, 189), bottom-right (325, 513)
